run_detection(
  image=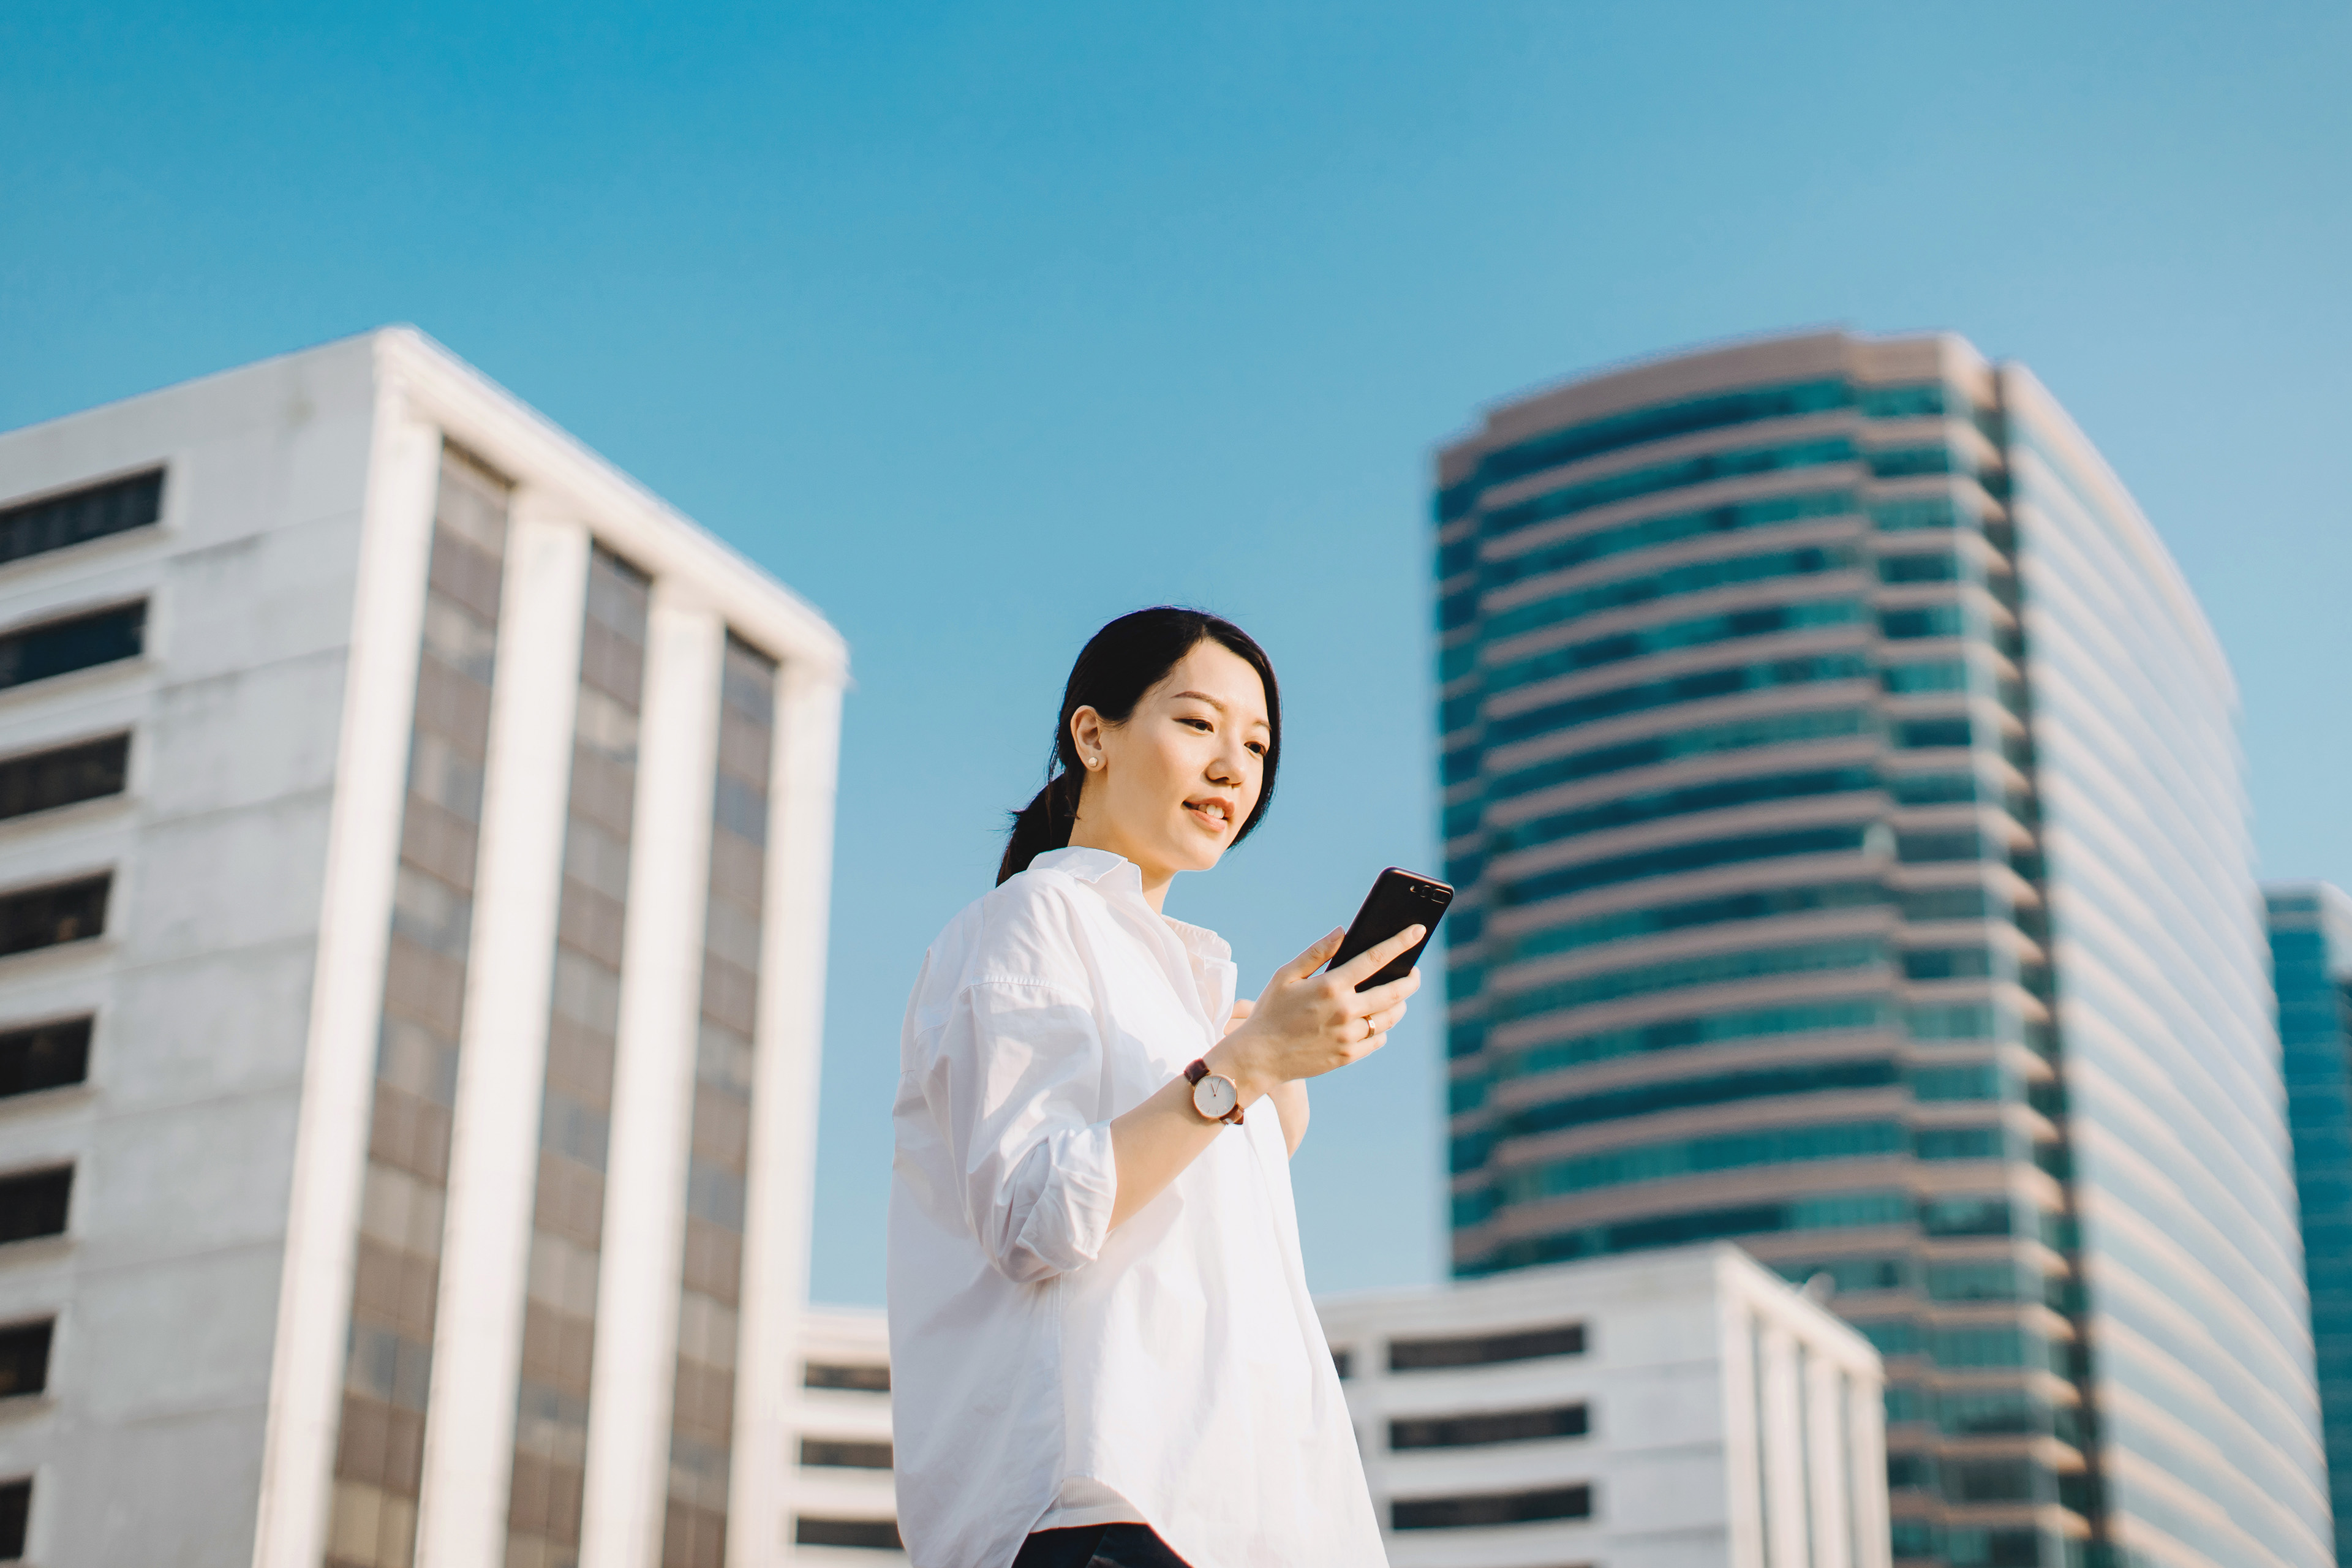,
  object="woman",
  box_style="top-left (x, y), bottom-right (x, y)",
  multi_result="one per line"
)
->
top-left (887, 608), bottom-right (1423, 1568)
